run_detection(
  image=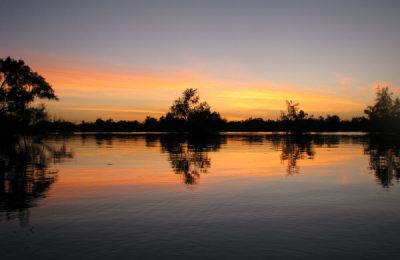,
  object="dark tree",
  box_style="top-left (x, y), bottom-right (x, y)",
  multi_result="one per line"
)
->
top-left (281, 100), bottom-right (308, 121)
top-left (0, 57), bottom-right (58, 132)
top-left (364, 87), bottom-right (393, 120)
top-left (364, 86), bottom-right (400, 131)
top-left (280, 100), bottom-right (309, 132)
top-left (144, 116), bottom-right (158, 131)
top-left (170, 88), bottom-right (200, 120)
top-left (167, 88), bottom-right (225, 133)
